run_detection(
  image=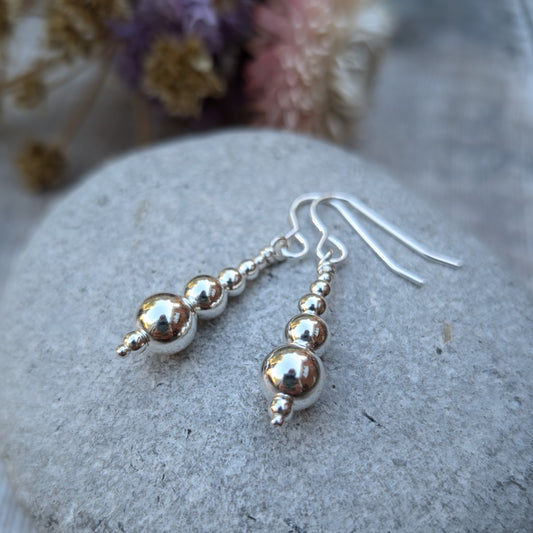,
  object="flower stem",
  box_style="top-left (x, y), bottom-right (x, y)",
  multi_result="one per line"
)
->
top-left (0, 55), bottom-right (68, 91)
top-left (57, 58), bottom-right (110, 150)
top-left (131, 90), bottom-right (153, 145)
